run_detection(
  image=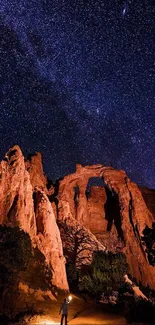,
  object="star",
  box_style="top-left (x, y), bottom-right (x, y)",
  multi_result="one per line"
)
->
top-left (1, 0), bottom-right (155, 188)
top-left (122, 2), bottom-right (127, 16)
